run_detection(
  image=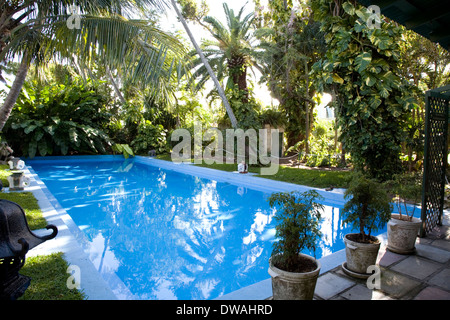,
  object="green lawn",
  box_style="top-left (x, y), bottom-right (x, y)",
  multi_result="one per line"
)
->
top-left (0, 164), bottom-right (11, 187)
top-left (156, 153), bottom-right (351, 189)
top-left (0, 191), bottom-right (48, 230)
top-left (259, 166), bottom-right (351, 189)
top-left (19, 253), bottom-right (86, 300)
